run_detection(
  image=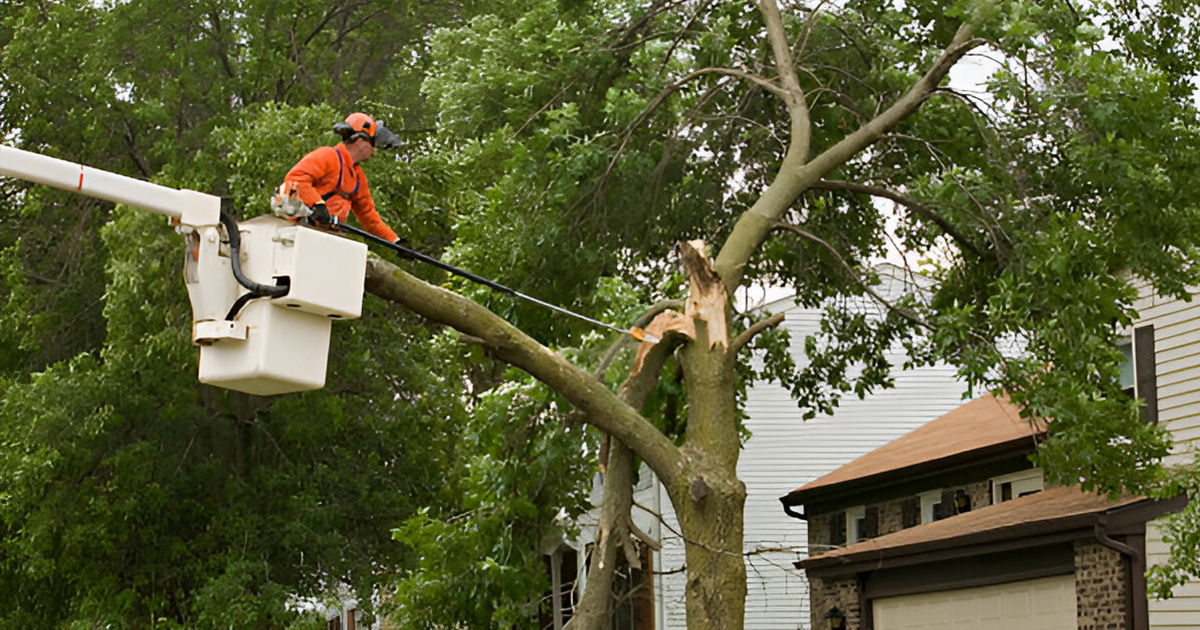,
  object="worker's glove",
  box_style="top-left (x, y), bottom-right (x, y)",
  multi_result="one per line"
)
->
top-left (308, 202), bottom-right (333, 226)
